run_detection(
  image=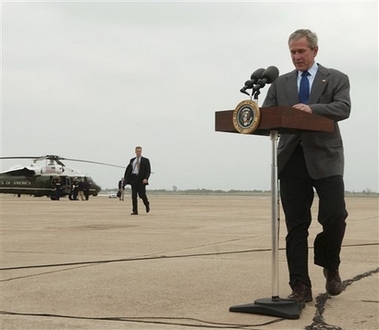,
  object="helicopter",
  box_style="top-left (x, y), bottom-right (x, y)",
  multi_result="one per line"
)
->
top-left (0, 155), bottom-right (124, 200)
